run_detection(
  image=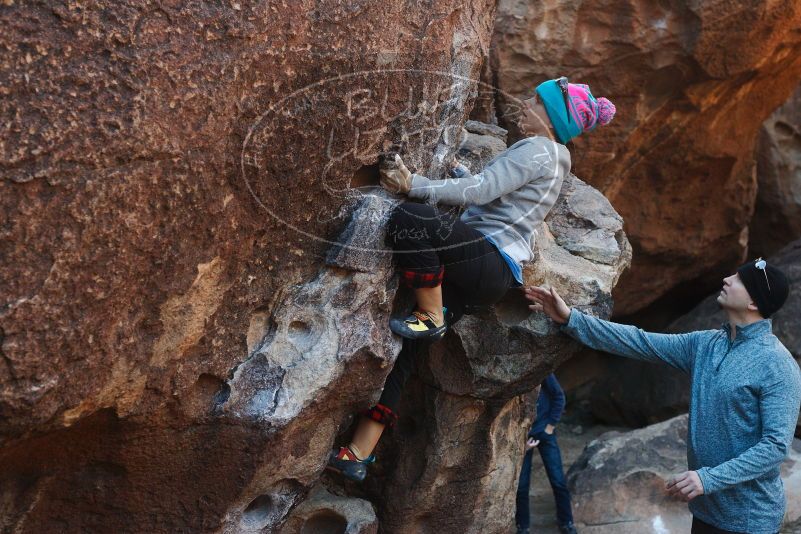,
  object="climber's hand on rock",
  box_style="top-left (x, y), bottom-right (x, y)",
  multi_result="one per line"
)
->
top-left (666, 471), bottom-right (704, 502)
top-left (379, 154), bottom-right (412, 194)
top-left (526, 437), bottom-right (540, 450)
top-left (524, 286), bottom-right (571, 324)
